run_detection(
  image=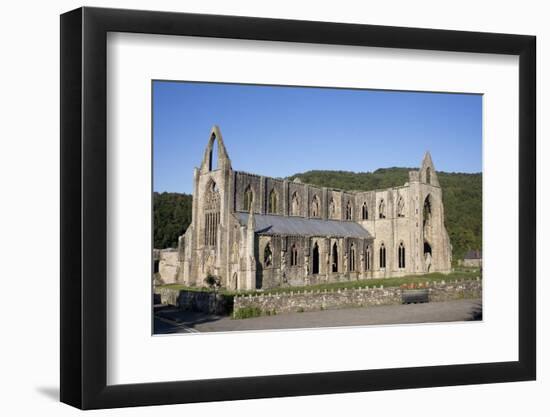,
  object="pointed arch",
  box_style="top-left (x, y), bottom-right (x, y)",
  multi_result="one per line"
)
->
top-left (397, 195), bottom-right (405, 217)
top-left (331, 242), bottom-right (339, 273)
top-left (310, 194), bottom-right (320, 217)
top-left (379, 243), bottom-right (386, 269)
top-left (423, 194), bottom-right (432, 227)
top-left (349, 243), bottom-right (356, 272)
top-left (398, 241), bottom-right (406, 268)
top-left (291, 192), bottom-right (301, 216)
top-left (243, 185), bottom-right (254, 212)
top-left (202, 126), bottom-right (231, 173)
top-left (263, 243), bottom-right (272, 267)
top-left (365, 244), bottom-right (371, 271)
top-left (290, 243), bottom-right (298, 266)
top-left (312, 242), bottom-right (320, 274)
top-left (379, 199), bottom-right (386, 219)
top-left (345, 200), bottom-right (353, 220)
top-left (329, 198), bottom-right (336, 219)
top-left (268, 188), bottom-right (278, 214)
top-left (362, 202), bottom-right (368, 220)
top-left (204, 179), bottom-right (220, 247)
